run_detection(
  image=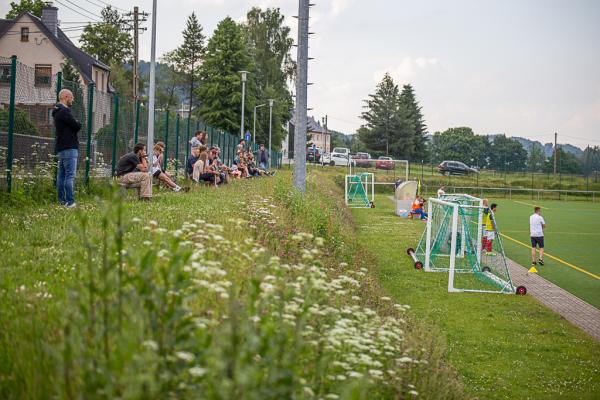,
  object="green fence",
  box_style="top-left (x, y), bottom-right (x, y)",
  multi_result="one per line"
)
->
top-left (0, 55), bottom-right (282, 194)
